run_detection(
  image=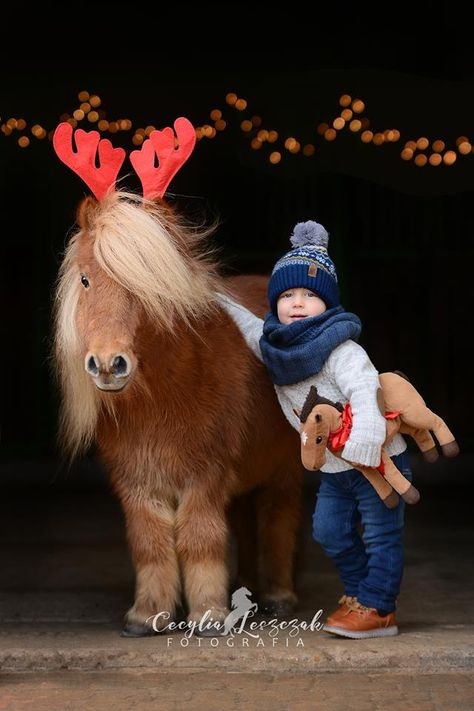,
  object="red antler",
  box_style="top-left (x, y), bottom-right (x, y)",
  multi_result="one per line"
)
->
top-left (129, 117), bottom-right (196, 200)
top-left (53, 122), bottom-right (126, 200)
